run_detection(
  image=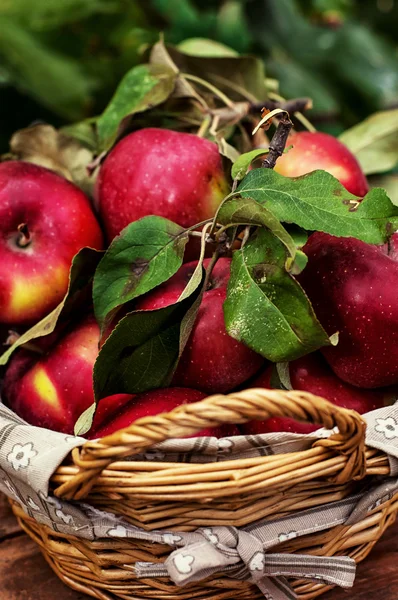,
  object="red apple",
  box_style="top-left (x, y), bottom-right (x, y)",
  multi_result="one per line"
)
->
top-left (273, 131), bottom-right (369, 197)
top-left (0, 161), bottom-right (103, 325)
top-left (298, 232), bottom-right (398, 388)
top-left (95, 128), bottom-right (230, 242)
top-left (2, 316), bottom-right (130, 434)
top-left (240, 353), bottom-right (388, 435)
top-left (91, 392), bottom-right (135, 431)
top-left (135, 258), bottom-right (264, 393)
top-left (88, 387), bottom-right (240, 439)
